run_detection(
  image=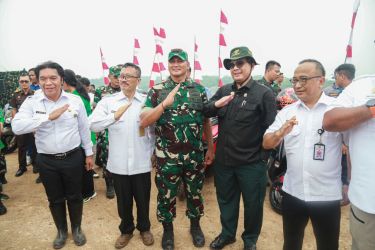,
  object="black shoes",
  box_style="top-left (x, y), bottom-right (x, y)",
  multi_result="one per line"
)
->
top-left (35, 176), bottom-right (42, 184)
top-left (162, 222), bottom-right (174, 250)
top-left (0, 199), bottom-right (6, 215)
top-left (209, 235), bottom-right (236, 249)
top-left (190, 218), bottom-right (205, 247)
top-left (15, 168), bottom-right (27, 177)
top-left (244, 245), bottom-right (257, 250)
top-left (104, 177), bottom-right (115, 199)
